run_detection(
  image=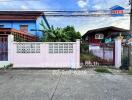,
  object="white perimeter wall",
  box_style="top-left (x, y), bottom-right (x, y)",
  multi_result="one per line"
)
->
top-left (10, 37), bottom-right (80, 69)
